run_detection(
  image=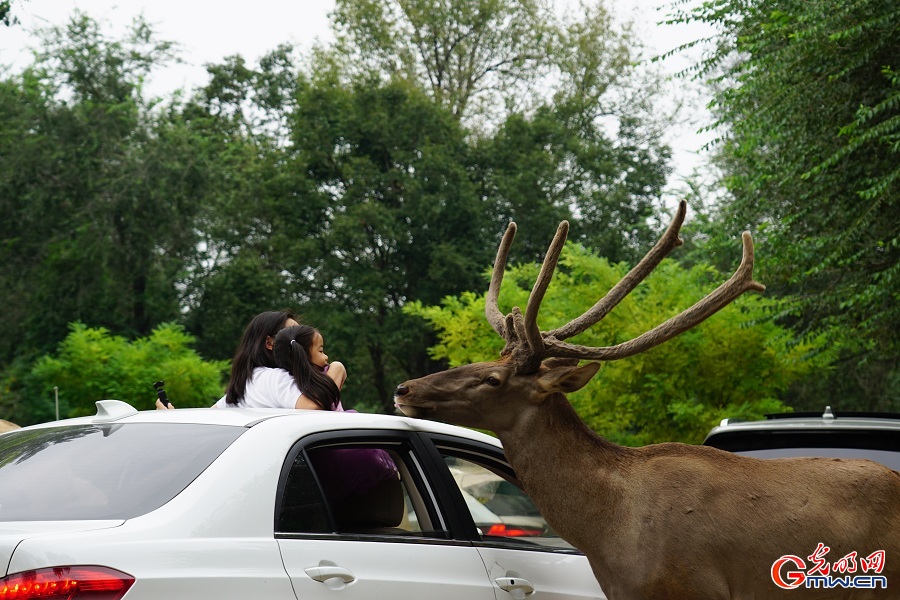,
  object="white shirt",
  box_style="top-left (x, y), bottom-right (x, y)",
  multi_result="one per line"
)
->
top-left (214, 367), bottom-right (302, 409)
